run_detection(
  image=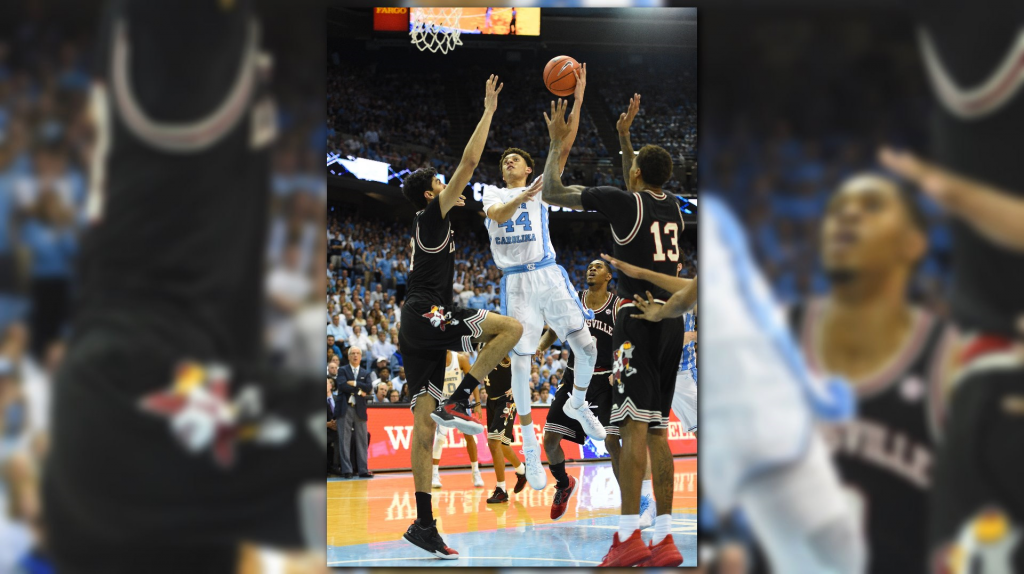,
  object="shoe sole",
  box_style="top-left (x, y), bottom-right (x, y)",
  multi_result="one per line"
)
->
top-left (639, 553), bottom-right (683, 567)
top-left (402, 532), bottom-right (459, 560)
top-left (601, 546), bottom-right (652, 567)
top-left (550, 477), bottom-right (579, 522)
top-left (563, 404), bottom-right (607, 440)
top-left (431, 412), bottom-right (484, 435)
top-left (487, 498), bottom-right (509, 504)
